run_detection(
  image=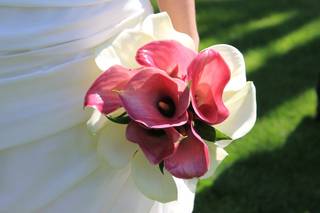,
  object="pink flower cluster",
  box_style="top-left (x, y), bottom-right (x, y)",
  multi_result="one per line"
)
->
top-left (84, 40), bottom-right (231, 179)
